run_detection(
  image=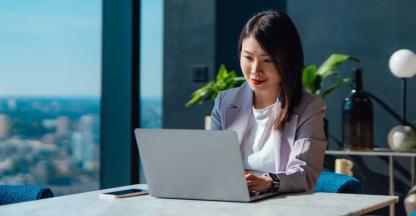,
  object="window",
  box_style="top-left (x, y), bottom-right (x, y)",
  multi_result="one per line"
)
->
top-left (0, 0), bottom-right (101, 195)
top-left (139, 0), bottom-right (163, 183)
top-left (140, 0), bottom-right (163, 129)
